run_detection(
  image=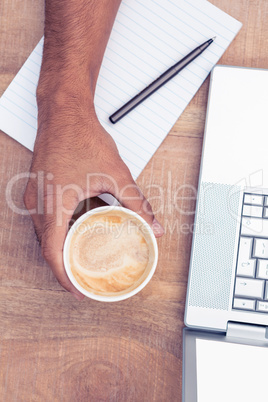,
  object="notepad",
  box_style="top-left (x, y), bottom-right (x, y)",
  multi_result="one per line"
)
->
top-left (0, 0), bottom-right (242, 180)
